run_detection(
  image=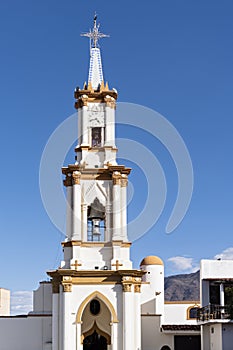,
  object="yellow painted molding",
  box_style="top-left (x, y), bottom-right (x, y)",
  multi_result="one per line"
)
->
top-left (76, 291), bottom-right (118, 324)
top-left (186, 304), bottom-right (200, 320)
